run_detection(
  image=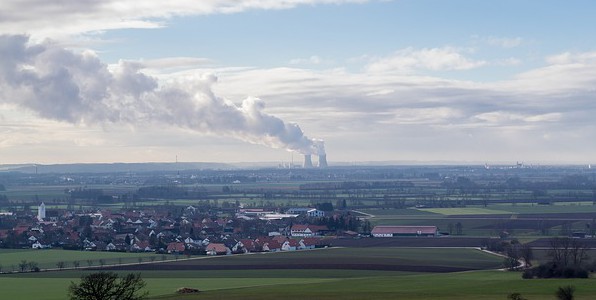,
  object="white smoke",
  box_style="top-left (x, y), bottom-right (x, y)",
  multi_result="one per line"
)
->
top-left (0, 35), bottom-right (325, 155)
